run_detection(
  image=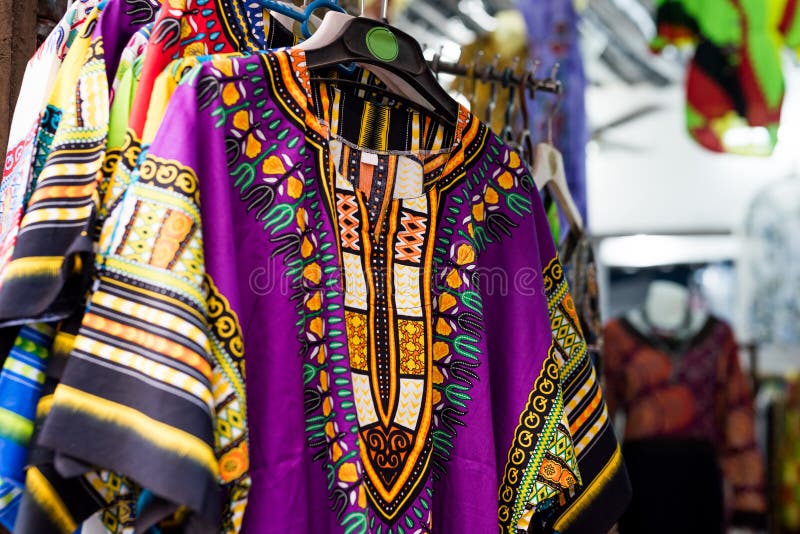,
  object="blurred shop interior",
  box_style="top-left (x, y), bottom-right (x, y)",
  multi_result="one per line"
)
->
top-left (0, 0), bottom-right (799, 532)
